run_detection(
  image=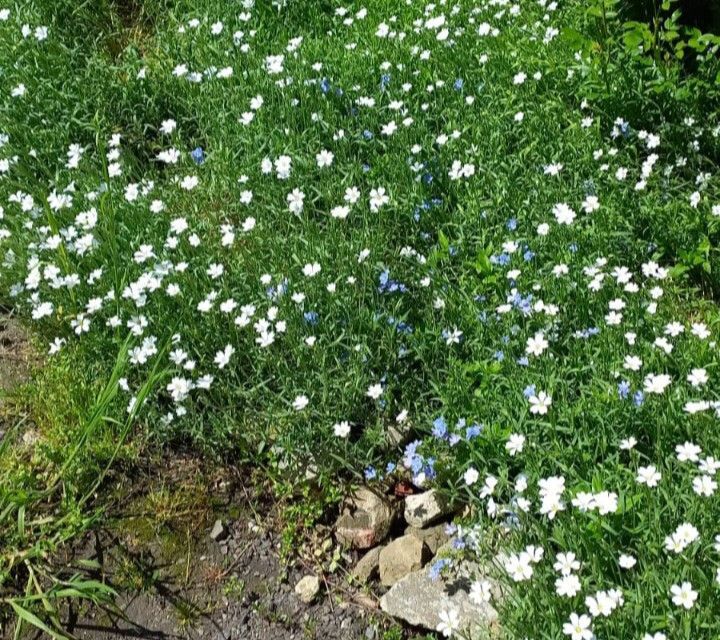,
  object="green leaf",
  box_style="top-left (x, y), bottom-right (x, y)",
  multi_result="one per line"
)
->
top-left (9, 602), bottom-right (68, 640)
